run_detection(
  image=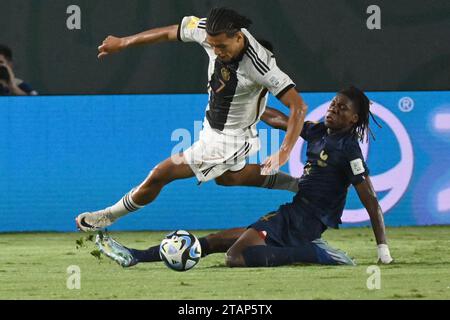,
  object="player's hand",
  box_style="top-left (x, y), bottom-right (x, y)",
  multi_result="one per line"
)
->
top-left (0, 62), bottom-right (15, 87)
top-left (261, 150), bottom-right (290, 175)
top-left (377, 244), bottom-right (394, 264)
top-left (98, 36), bottom-right (126, 59)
